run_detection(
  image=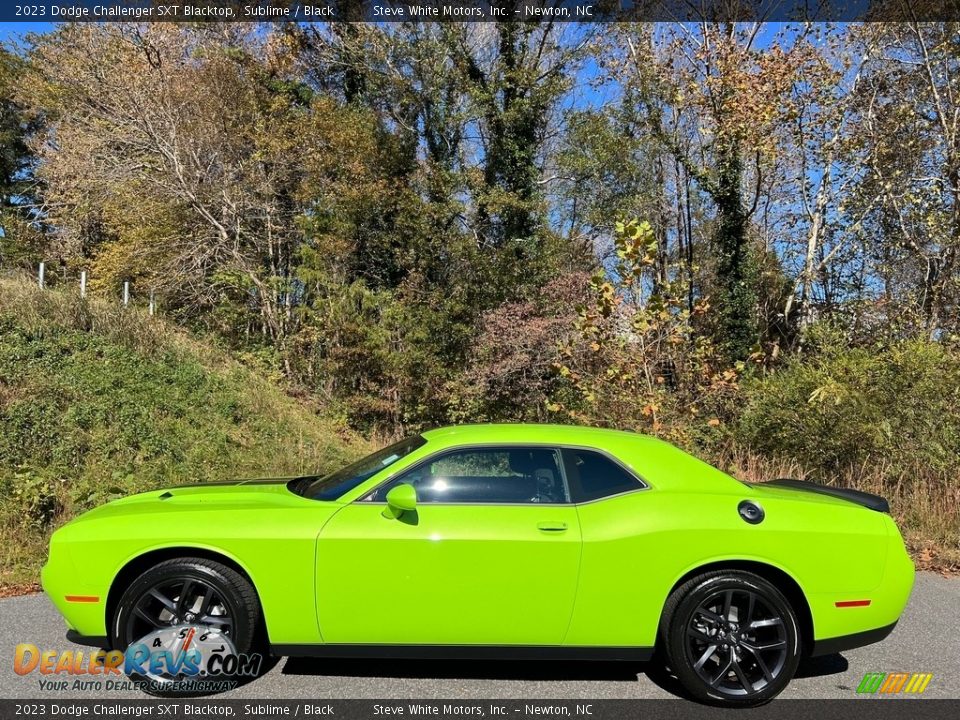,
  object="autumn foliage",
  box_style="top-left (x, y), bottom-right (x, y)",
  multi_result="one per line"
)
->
top-left (2, 22), bottom-right (960, 572)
